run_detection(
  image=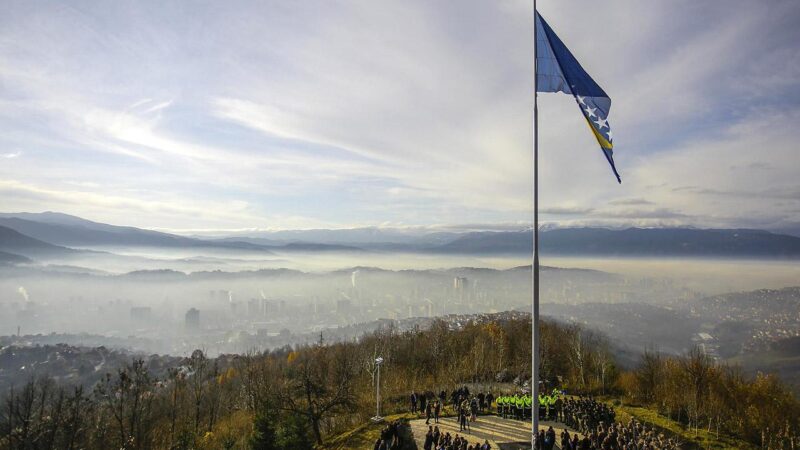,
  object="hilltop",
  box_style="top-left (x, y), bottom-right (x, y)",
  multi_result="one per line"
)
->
top-left (0, 314), bottom-right (796, 449)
